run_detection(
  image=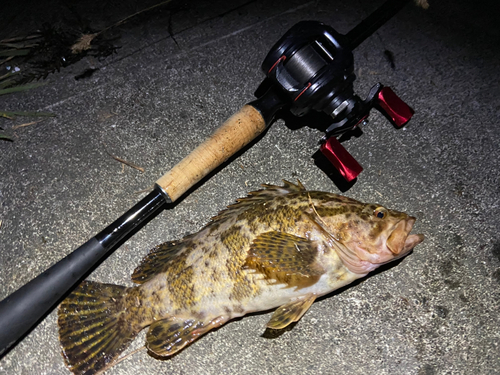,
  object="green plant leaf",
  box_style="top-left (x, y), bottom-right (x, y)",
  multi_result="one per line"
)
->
top-left (0, 49), bottom-right (30, 57)
top-left (0, 83), bottom-right (46, 95)
top-left (0, 79), bottom-right (17, 90)
top-left (0, 71), bottom-right (17, 81)
top-left (0, 132), bottom-right (13, 141)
